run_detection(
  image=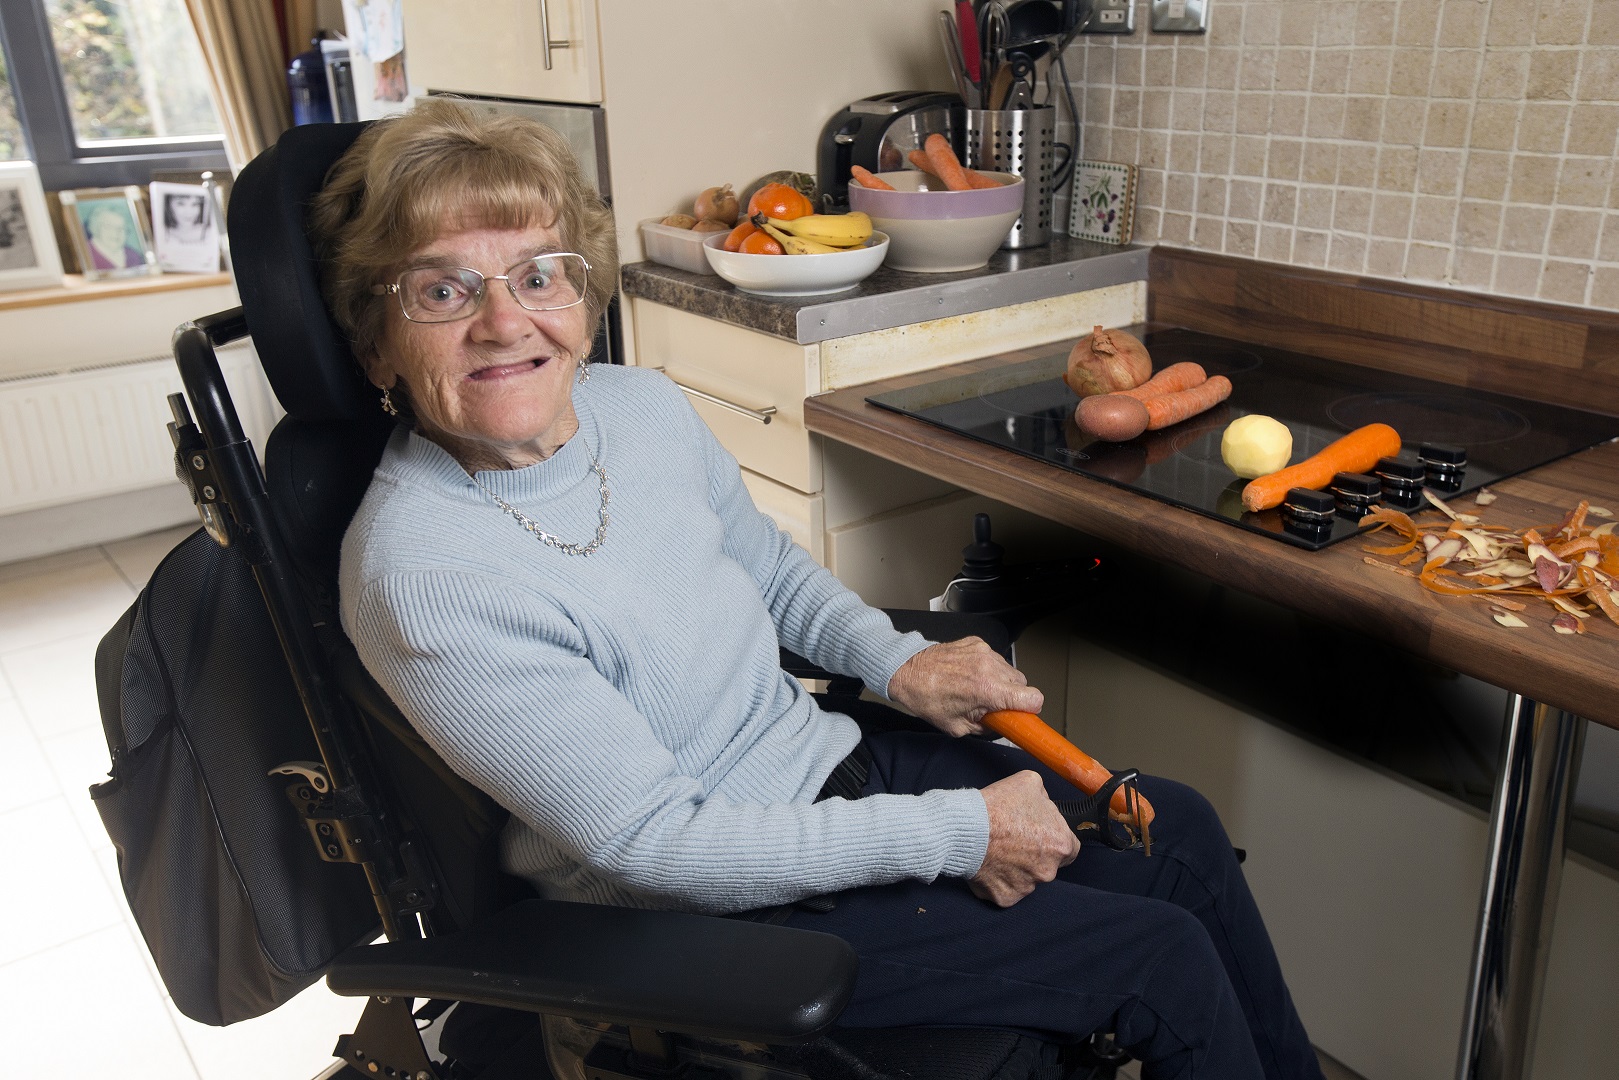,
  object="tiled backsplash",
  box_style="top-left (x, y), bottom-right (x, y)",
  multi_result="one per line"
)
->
top-left (1065, 0), bottom-right (1619, 310)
